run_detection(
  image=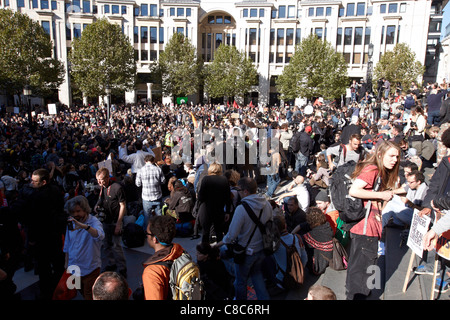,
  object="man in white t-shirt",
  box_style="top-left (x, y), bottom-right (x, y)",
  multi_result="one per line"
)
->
top-left (277, 171), bottom-right (310, 212)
